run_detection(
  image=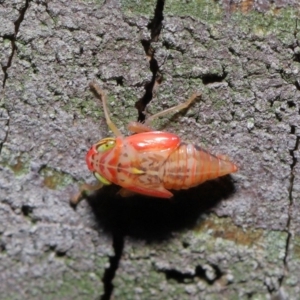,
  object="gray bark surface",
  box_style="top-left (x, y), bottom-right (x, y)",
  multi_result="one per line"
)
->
top-left (0, 0), bottom-right (300, 299)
